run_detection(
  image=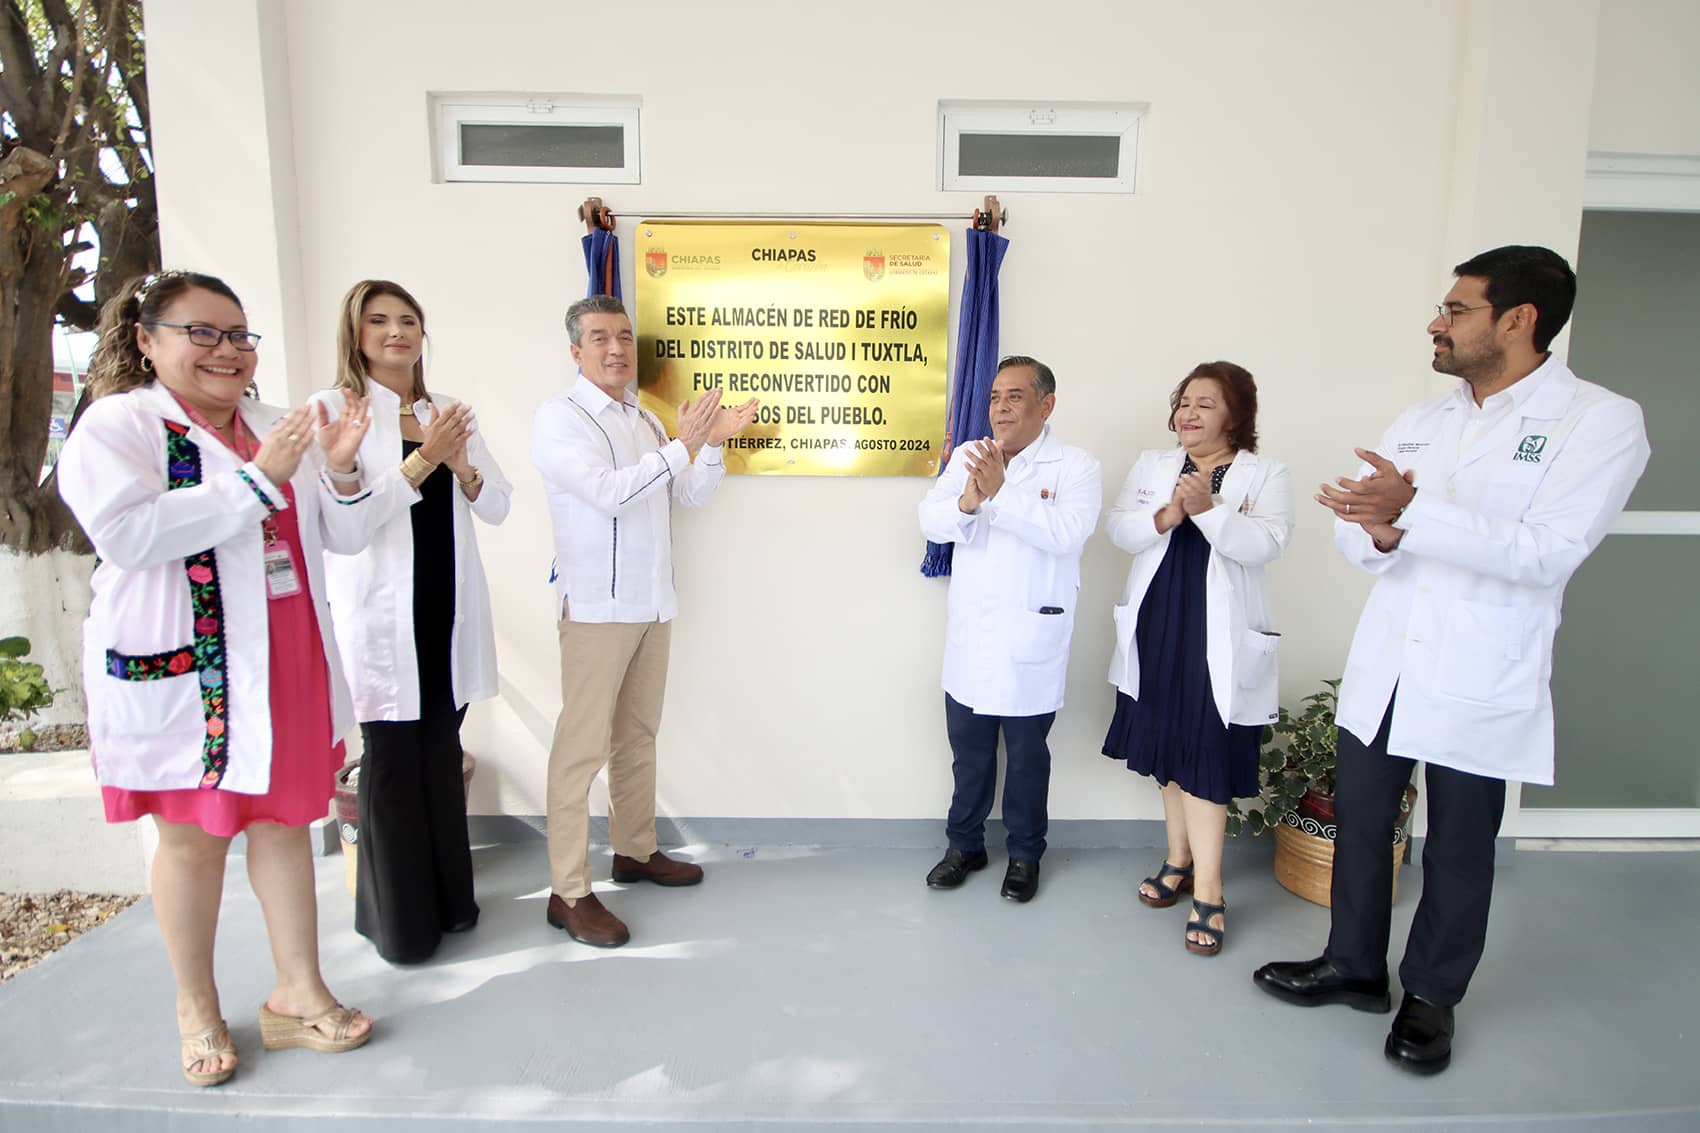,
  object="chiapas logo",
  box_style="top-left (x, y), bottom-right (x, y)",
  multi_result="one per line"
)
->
top-left (645, 249), bottom-right (668, 278)
top-left (863, 250), bottom-right (885, 282)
